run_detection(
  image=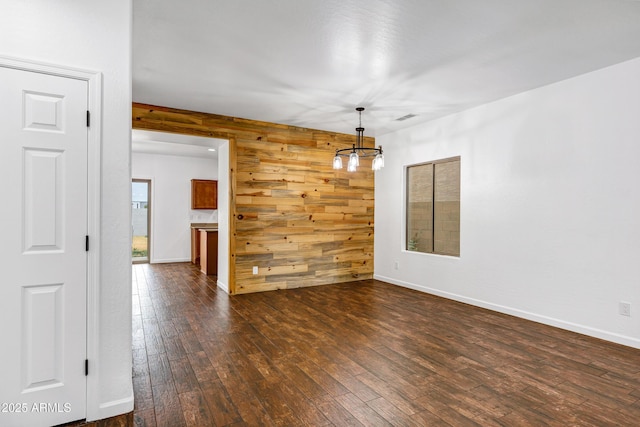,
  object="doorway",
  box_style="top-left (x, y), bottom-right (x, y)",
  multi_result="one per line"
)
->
top-left (132, 179), bottom-right (151, 263)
